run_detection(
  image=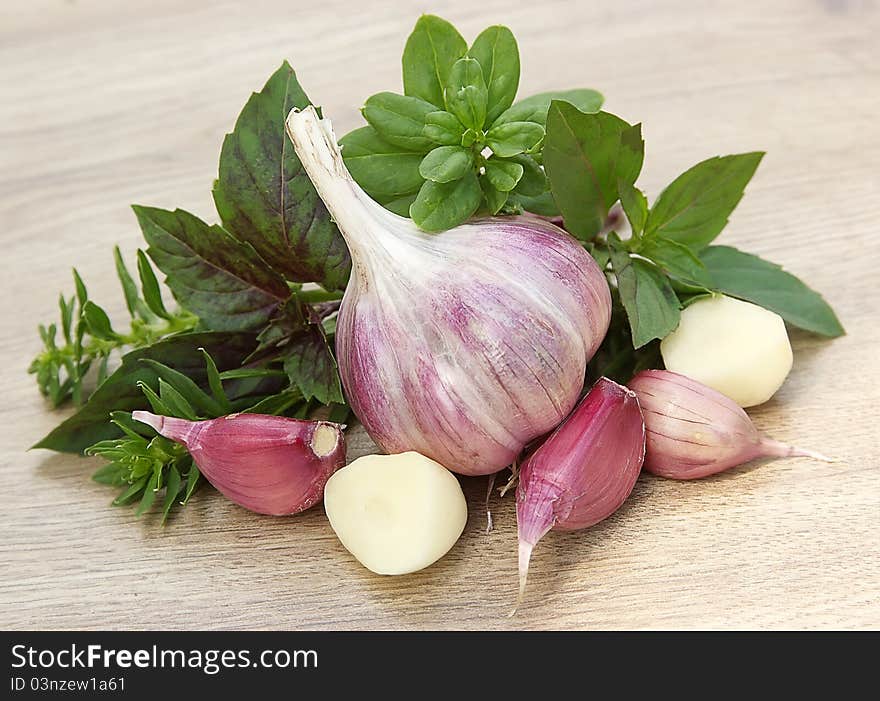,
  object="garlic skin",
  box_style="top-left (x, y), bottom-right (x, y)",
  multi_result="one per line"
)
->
top-left (132, 411), bottom-right (346, 515)
top-left (628, 370), bottom-right (828, 479)
top-left (660, 295), bottom-right (793, 407)
top-left (286, 106), bottom-right (611, 476)
top-left (516, 377), bottom-right (645, 603)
